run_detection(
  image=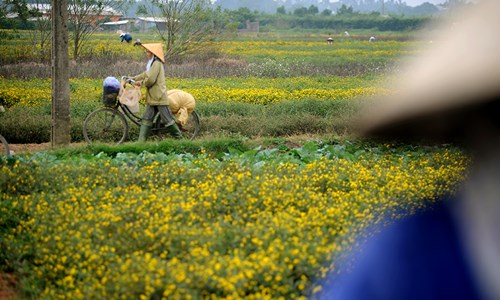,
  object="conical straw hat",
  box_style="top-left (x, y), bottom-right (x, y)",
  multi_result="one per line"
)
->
top-left (142, 43), bottom-right (165, 63)
top-left (358, 0), bottom-right (500, 142)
